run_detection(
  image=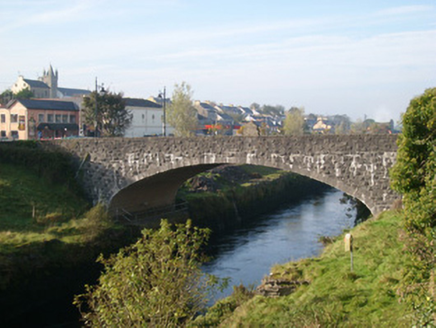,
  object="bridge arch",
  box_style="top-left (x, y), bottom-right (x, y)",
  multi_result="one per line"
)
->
top-left (50, 135), bottom-right (399, 216)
